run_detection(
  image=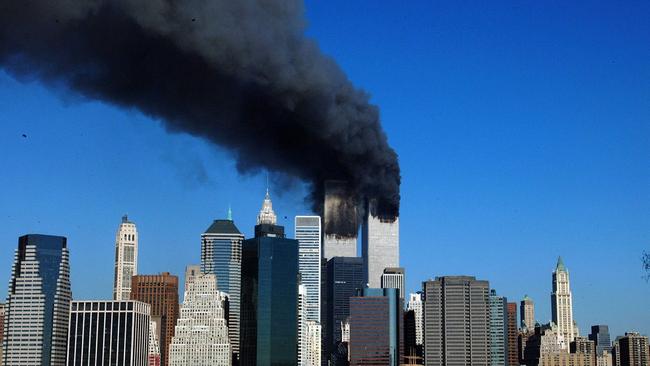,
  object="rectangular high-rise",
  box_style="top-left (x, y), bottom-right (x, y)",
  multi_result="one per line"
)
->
top-left (589, 325), bottom-right (611, 357)
top-left (66, 300), bottom-right (151, 366)
top-left (131, 273), bottom-right (179, 366)
top-left (490, 290), bottom-right (507, 366)
top-left (506, 302), bottom-right (519, 366)
top-left (423, 276), bottom-right (490, 366)
top-left (520, 295), bottom-right (535, 330)
top-left (295, 216), bottom-right (322, 323)
top-left (614, 333), bottom-right (649, 366)
top-left (240, 220), bottom-right (299, 366)
top-left (200, 218), bottom-right (244, 360)
top-left (381, 267), bottom-right (405, 300)
top-left (3, 234), bottom-right (72, 366)
top-left (323, 257), bottom-right (365, 363)
top-left (362, 200), bottom-right (399, 288)
top-left (323, 181), bottom-right (358, 259)
top-left (349, 288), bottom-right (403, 366)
